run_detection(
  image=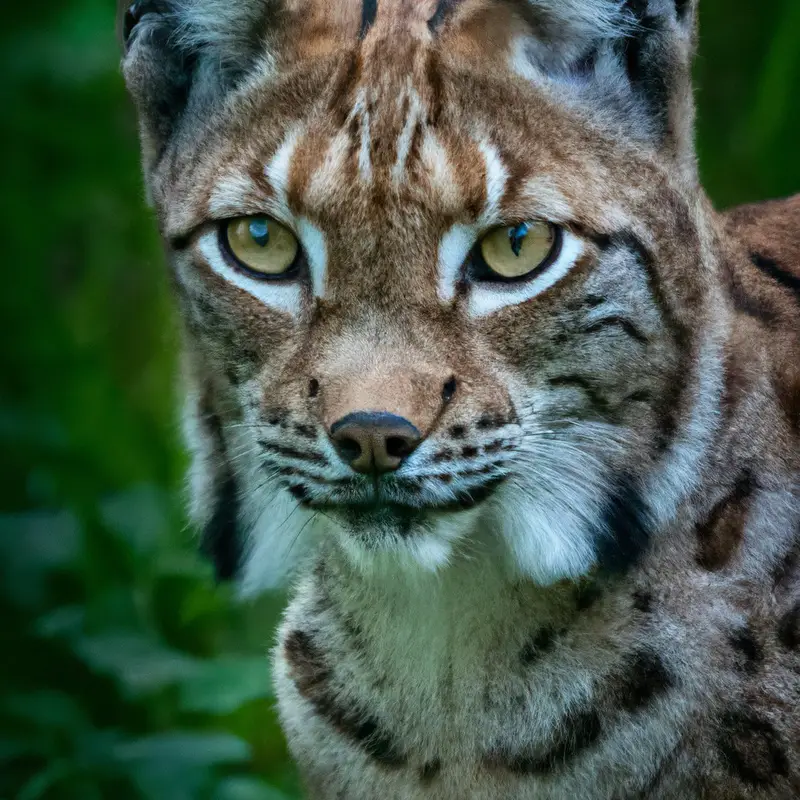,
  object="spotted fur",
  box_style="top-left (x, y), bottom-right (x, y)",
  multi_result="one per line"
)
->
top-left (119, 0), bottom-right (799, 796)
